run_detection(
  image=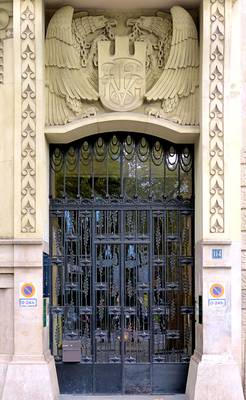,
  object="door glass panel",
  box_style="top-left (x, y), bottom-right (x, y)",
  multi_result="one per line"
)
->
top-left (180, 147), bottom-right (193, 200)
top-left (124, 243), bottom-right (150, 363)
top-left (65, 147), bottom-right (78, 198)
top-left (123, 136), bottom-right (136, 199)
top-left (50, 148), bottom-right (64, 198)
top-left (108, 135), bottom-right (121, 198)
top-left (94, 137), bottom-right (107, 198)
top-left (95, 243), bottom-right (121, 363)
top-left (96, 210), bottom-right (120, 239)
top-left (80, 141), bottom-right (92, 199)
